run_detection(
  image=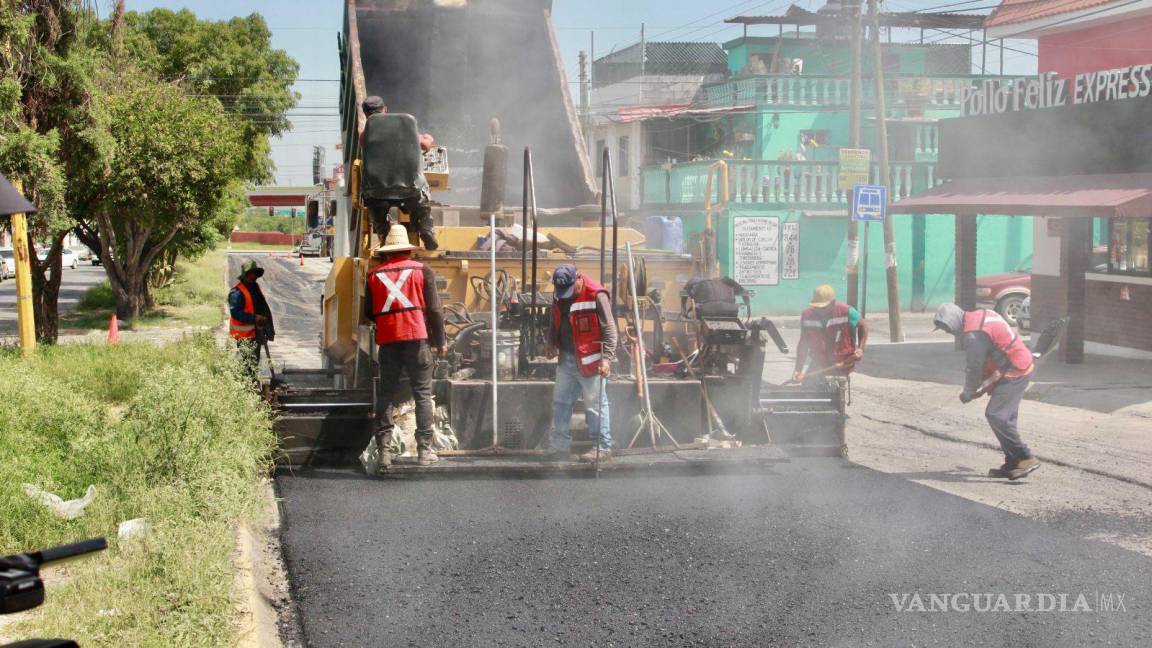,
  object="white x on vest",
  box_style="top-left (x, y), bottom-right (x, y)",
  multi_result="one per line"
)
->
top-left (378, 268), bottom-right (415, 312)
